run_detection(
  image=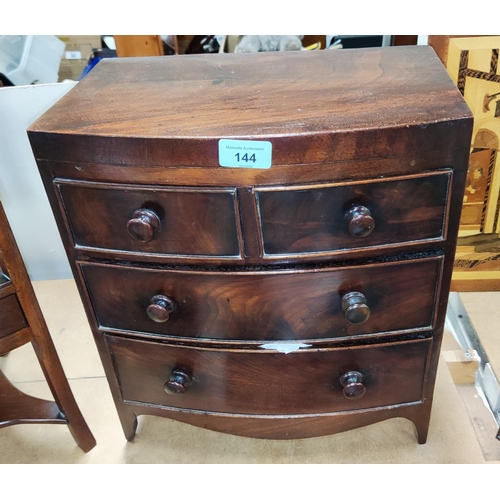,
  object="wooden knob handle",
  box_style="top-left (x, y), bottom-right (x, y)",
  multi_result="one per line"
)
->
top-left (340, 371), bottom-right (366, 400)
top-left (345, 205), bottom-right (375, 237)
top-left (164, 369), bottom-right (192, 395)
top-left (147, 294), bottom-right (176, 323)
top-left (127, 208), bottom-right (160, 242)
top-left (341, 291), bottom-right (370, 324)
